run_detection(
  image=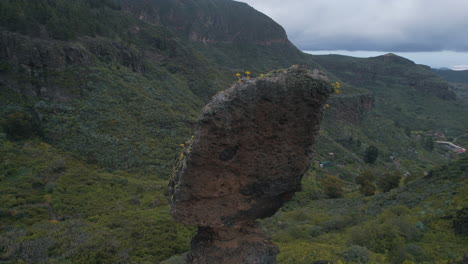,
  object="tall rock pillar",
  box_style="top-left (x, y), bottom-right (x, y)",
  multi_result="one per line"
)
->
top-left (169, 66), bottom-right (332, 263)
